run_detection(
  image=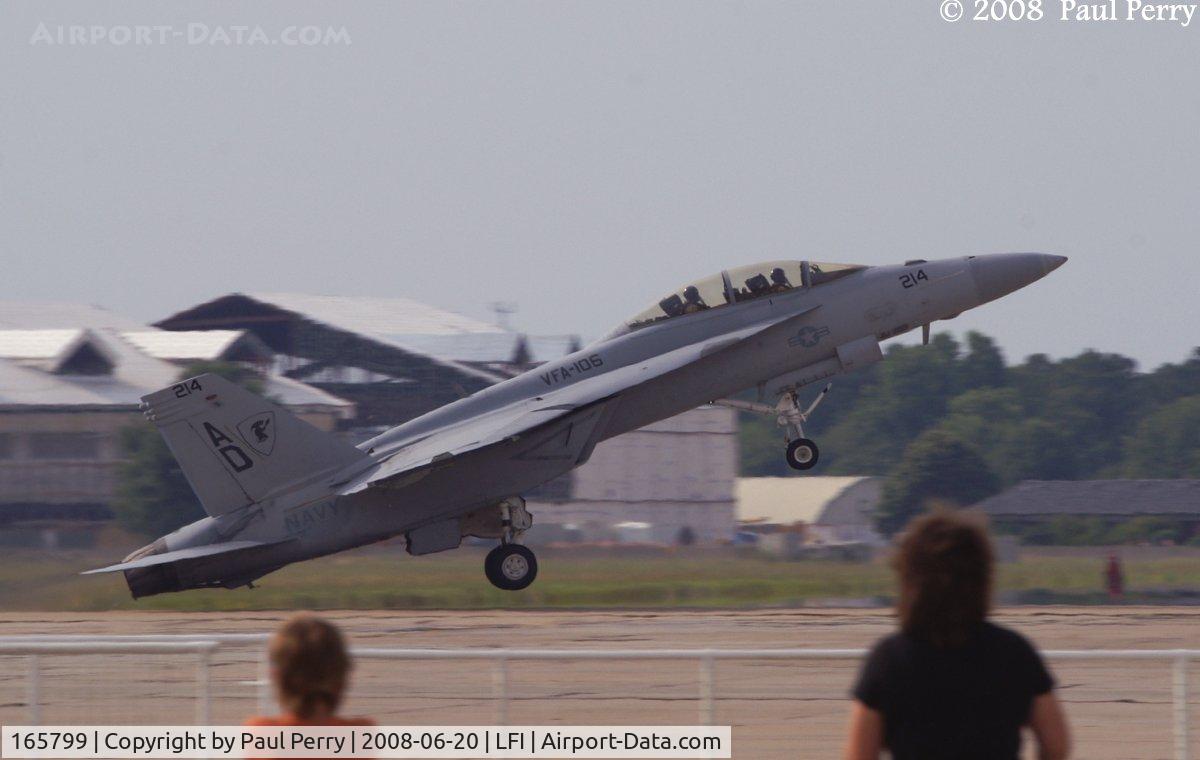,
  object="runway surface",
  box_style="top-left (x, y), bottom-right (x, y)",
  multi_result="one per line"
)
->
top-left (1, 607), bottom-right (1197, 759)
